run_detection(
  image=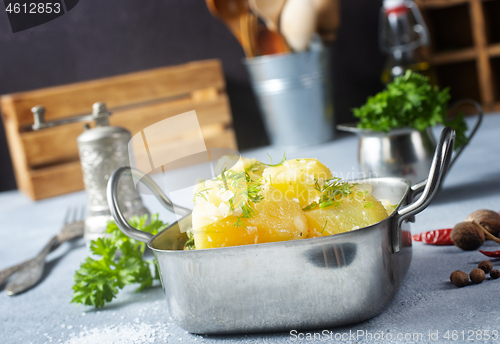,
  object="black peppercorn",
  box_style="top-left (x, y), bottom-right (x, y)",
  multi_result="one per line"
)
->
top-left (470, 268), bottom-right (485, 284)
top-left (478, 260), bottom-right (493, 273)
top-left (490, 270), bottom-right (500, 280)
top-left (450, 270), bottom-right (469, 287)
